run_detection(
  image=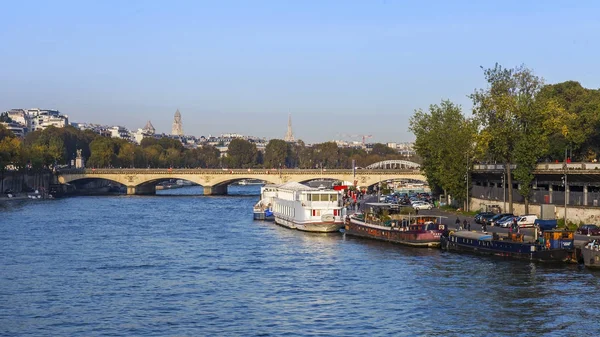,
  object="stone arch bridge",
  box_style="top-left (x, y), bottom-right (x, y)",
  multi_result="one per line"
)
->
top-left (57, 168), bottom-right (427, 195)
